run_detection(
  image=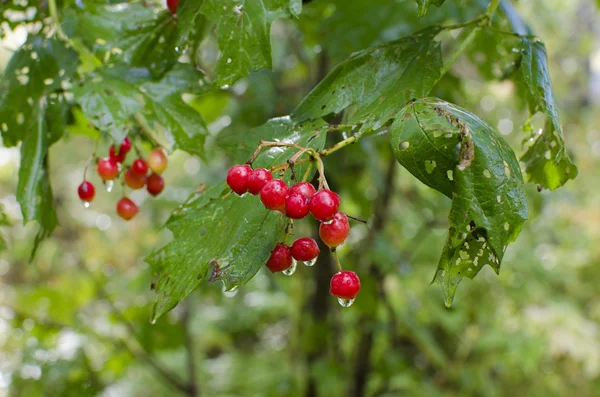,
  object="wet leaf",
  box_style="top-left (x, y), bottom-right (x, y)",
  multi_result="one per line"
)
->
top-left (415, 0), bottom-right (446, 17)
